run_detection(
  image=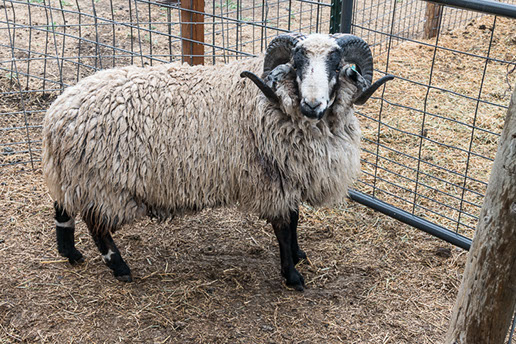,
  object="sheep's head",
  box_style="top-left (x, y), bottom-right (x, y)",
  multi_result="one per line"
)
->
top-left (241, 33), bottom-right (394, 120)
